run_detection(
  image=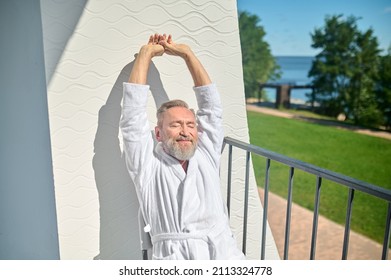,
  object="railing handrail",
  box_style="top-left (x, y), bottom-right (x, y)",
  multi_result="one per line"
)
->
top-left (223, 136), bottom-right (391, 202)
